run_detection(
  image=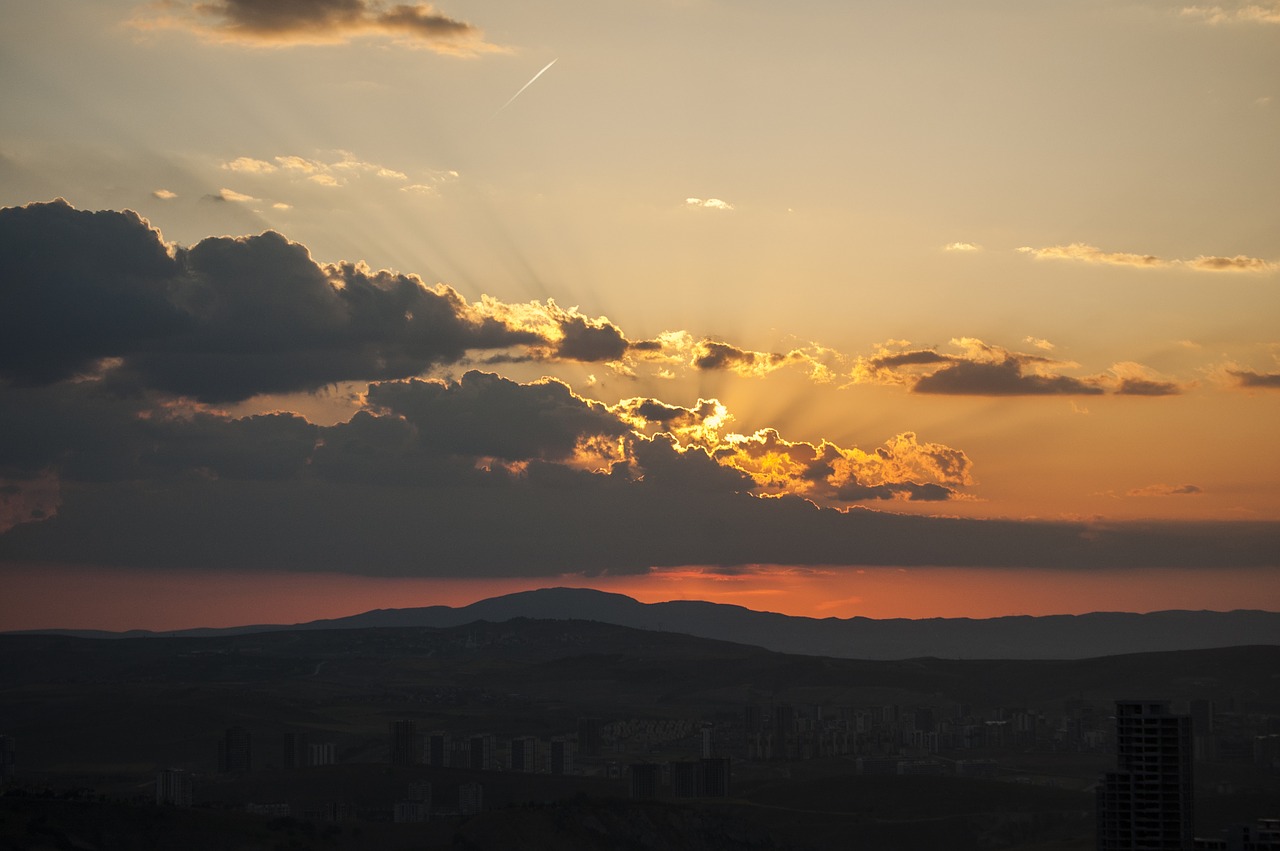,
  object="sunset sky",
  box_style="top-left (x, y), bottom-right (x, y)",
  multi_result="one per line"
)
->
top-left (1, 0), bottom-right (1278, 631)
